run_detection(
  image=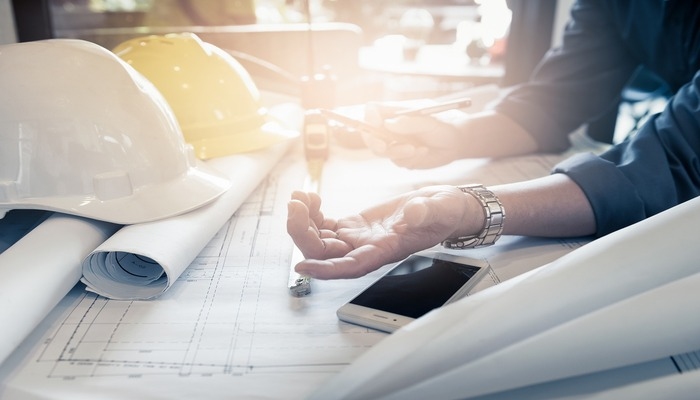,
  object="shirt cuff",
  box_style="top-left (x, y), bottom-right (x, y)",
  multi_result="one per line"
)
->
top-left (553, 152), bottom-right (646, 236)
